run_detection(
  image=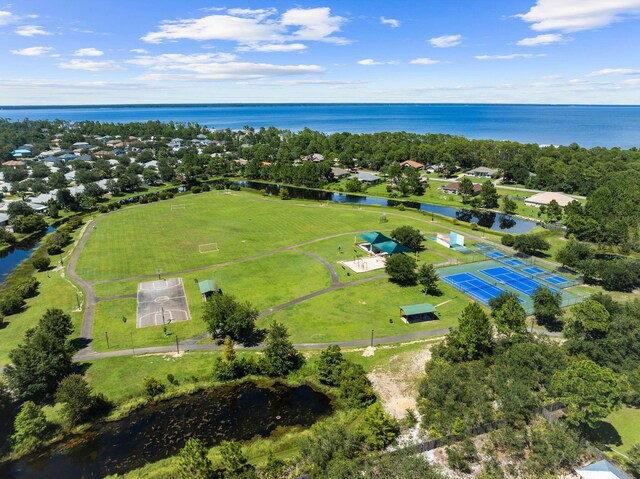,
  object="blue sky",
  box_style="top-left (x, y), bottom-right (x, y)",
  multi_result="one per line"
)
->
top-left (2, 0), bottom-right (640, 104)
